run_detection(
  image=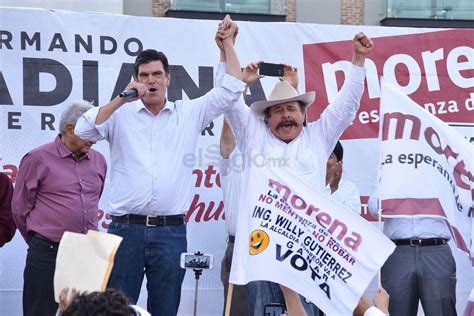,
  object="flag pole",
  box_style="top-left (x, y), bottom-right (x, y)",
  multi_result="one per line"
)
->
top-left (224, 283), bottom-right (234, 316)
